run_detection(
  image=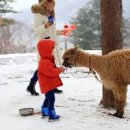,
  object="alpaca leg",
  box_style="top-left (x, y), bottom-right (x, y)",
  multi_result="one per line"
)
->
top-left (114, 100), bottom-right (125, 118)
top-left (113, 86), bottom-right (127, 118)
top-left (112, 89), bottom-right (122, 117)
